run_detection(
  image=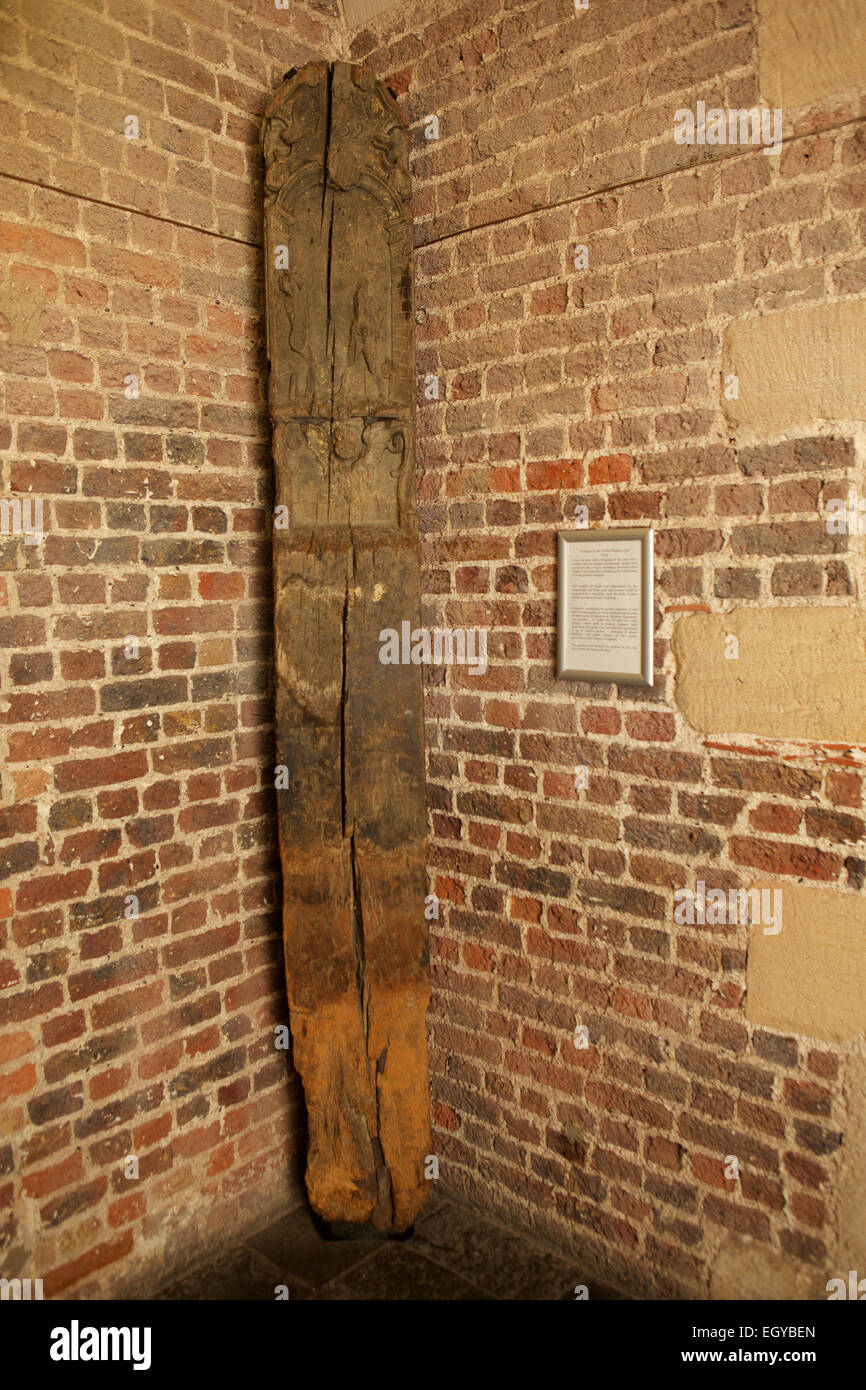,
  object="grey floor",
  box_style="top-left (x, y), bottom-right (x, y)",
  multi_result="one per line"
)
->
top-left (153, 1188), bottom-right (627, 1301)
